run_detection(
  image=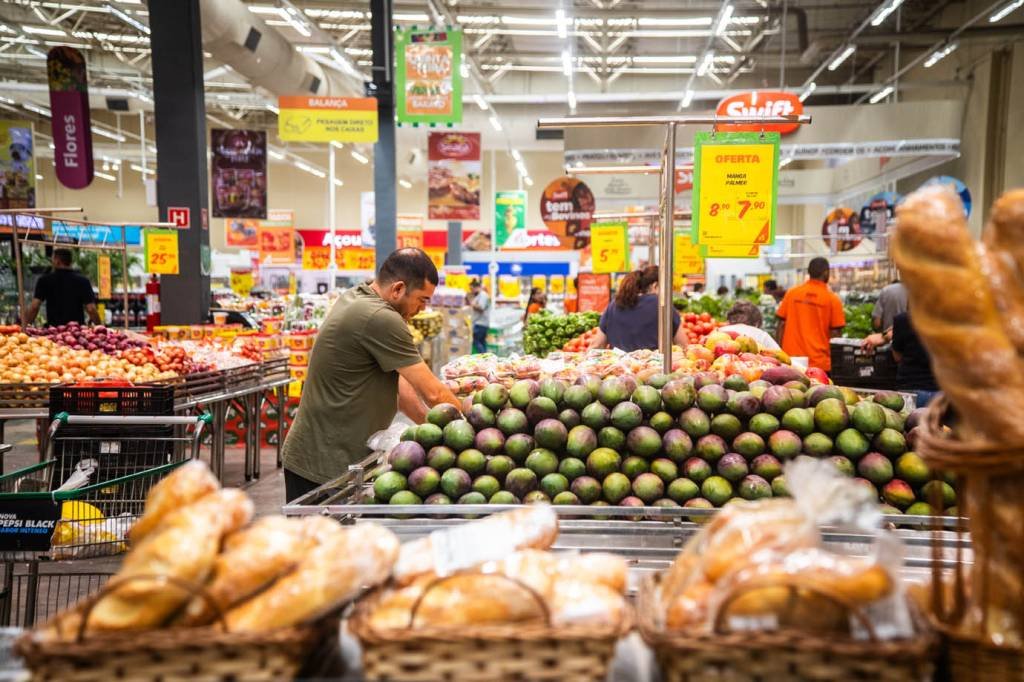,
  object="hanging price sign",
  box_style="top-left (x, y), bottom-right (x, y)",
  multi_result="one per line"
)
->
top-left (589, 221), bottom-right (629, 274)
top-left (230, 269), bottom-right (253, 296)
top-left (673, 229), bottom-right (705, 275)
top-left (97, 255), bottom-right (111, 299)
top-left (339, 248), bottom-right (375, 271)
top-left (302, 245), bottom-right (331, 270)
top-left (693, 131), bottom-right (779, 247)
top-left (144, 229), bottom-right (180, 275)
top-left (702, 243), bottom-right (761, 259)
